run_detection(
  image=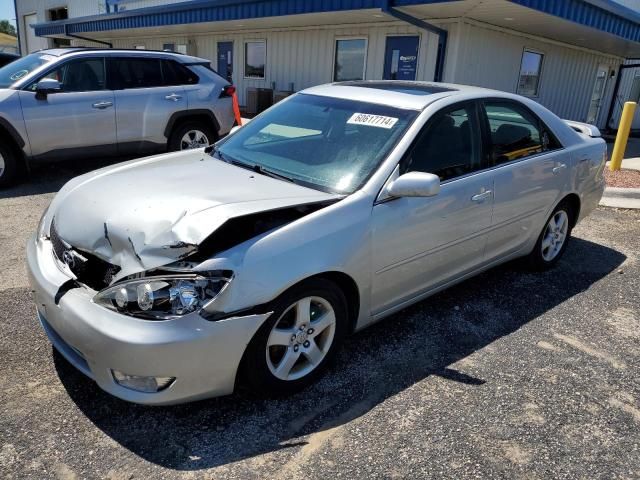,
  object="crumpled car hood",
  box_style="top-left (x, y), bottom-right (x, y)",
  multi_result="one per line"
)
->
top-left (50, 149), bottom-right (339, 279)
